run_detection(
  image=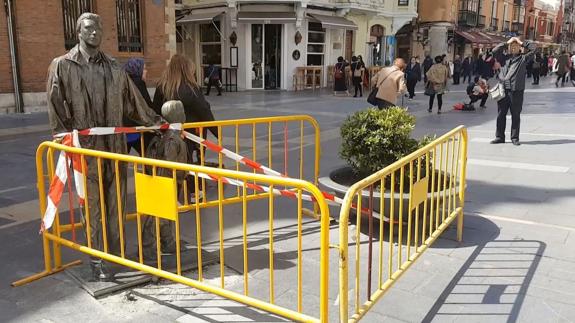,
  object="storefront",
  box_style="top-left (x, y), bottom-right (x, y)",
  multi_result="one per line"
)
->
top-left (176, 4), bottom-right (358, 91)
